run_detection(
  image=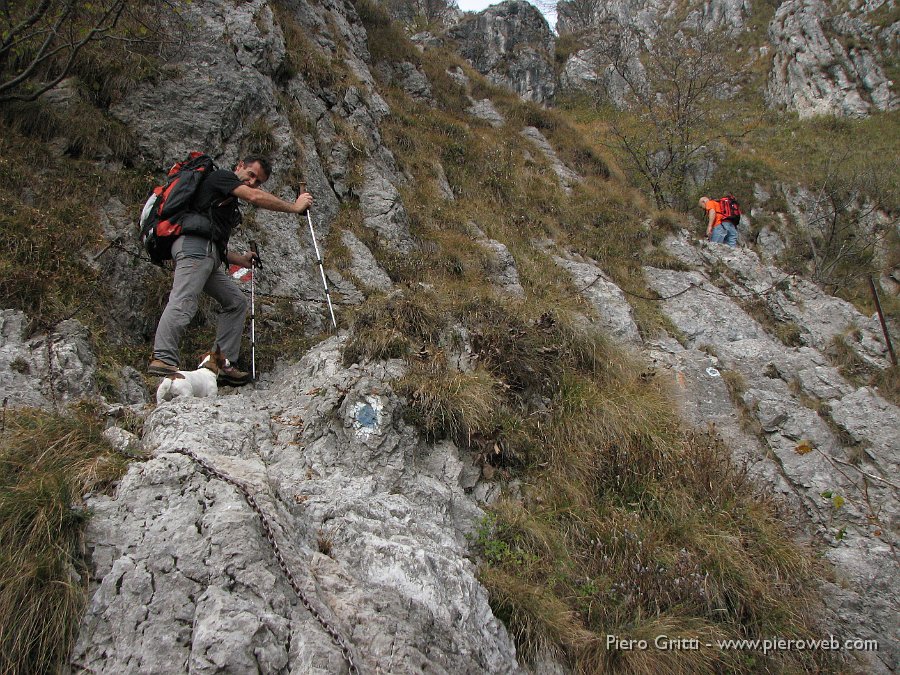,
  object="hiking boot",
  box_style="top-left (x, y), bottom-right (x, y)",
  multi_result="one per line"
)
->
top-left (148, 359), bottom-right (179, 376)
top-left (219, 363), bottom-right (251, 386)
